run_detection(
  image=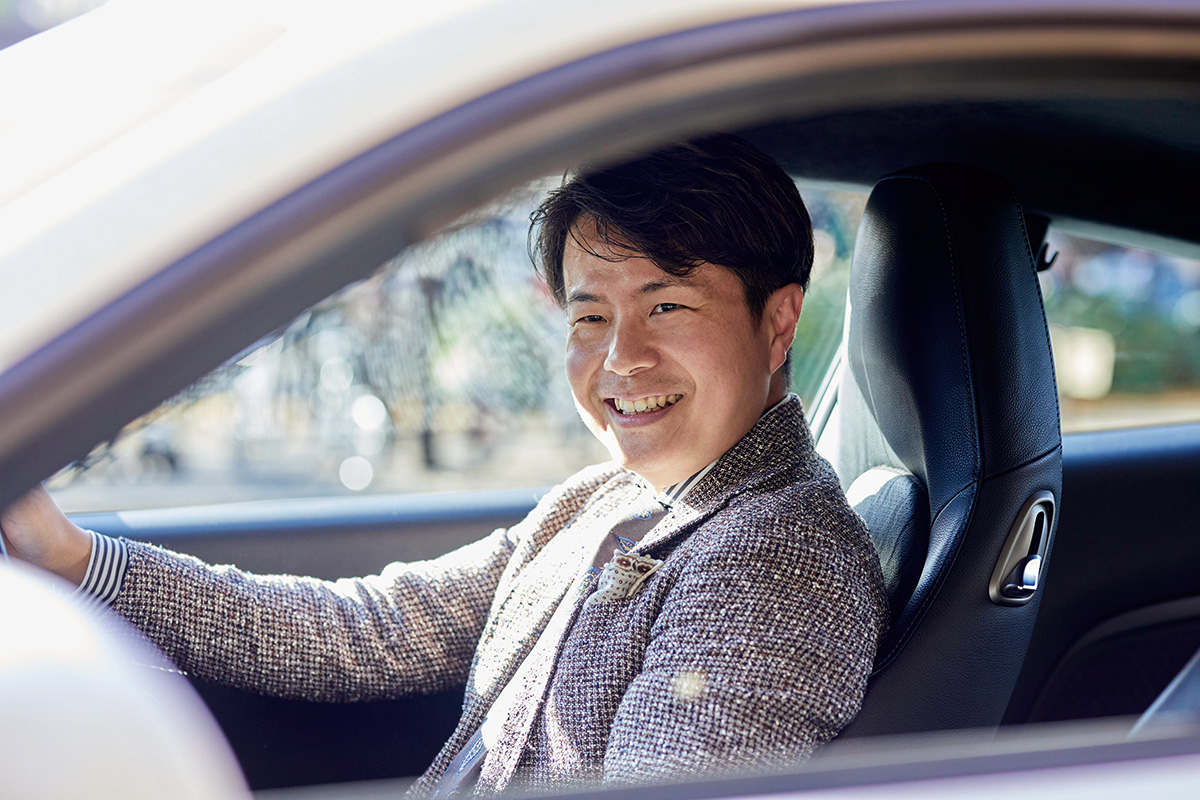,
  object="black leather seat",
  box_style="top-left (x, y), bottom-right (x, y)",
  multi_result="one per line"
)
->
top-left (832, 163), bottom-right (1063, 736)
